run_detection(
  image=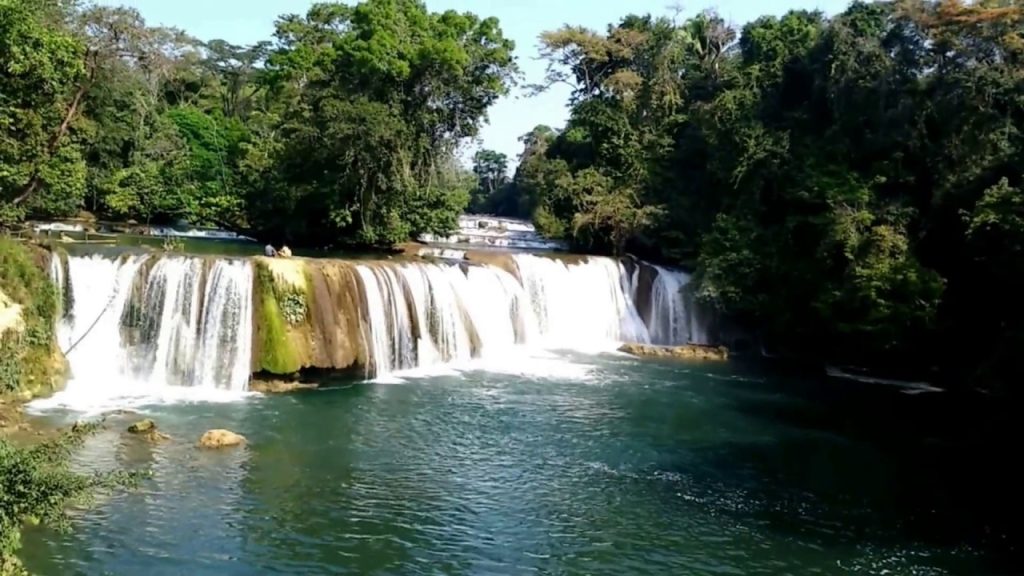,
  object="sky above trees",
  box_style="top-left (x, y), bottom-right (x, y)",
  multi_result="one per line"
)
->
top-left (100, 0), bottom-right (850, 169)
